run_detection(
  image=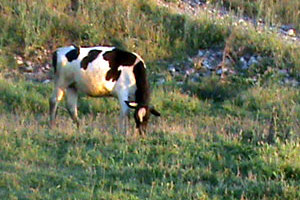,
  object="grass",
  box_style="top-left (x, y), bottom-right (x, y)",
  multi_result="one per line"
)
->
top-left (0, 0), bottom-right (299, 199)
top-left (210, 0), bottom-right (300, 30)
top-left (1, 0), bottom-right (299, 74)
top-left (0, 112), bottom-right (299, 199)
top-left (0, 75), bottom-right (299, 199)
